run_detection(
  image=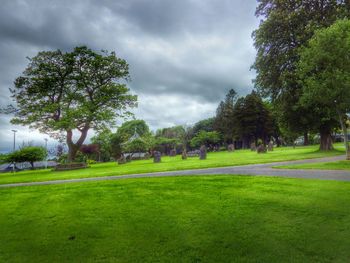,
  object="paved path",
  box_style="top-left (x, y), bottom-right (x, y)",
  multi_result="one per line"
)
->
top-left (1, 155), bottom-right (349, 188)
